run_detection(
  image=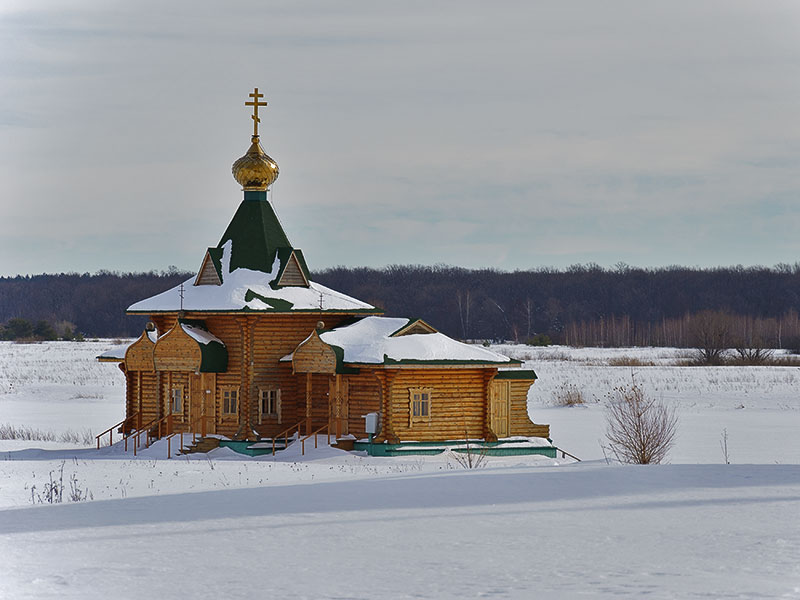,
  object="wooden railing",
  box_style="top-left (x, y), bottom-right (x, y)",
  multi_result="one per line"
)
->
top-left (123, 415), bottom-right (156, 453)
top-left (96, 412), bottom-right (140, 449)
top-left (126, 414), bottom-right (174, 456)
top-left (189, 415), bottom-right (215, 445)
top-left (165, 430), bottom-right (186, 459)
top-left (556, 448), bottom-right (581, 462)
top-left (300, 423), bottom-right (330, 456)
top-left (272, 419), bottom-right (308, 456)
